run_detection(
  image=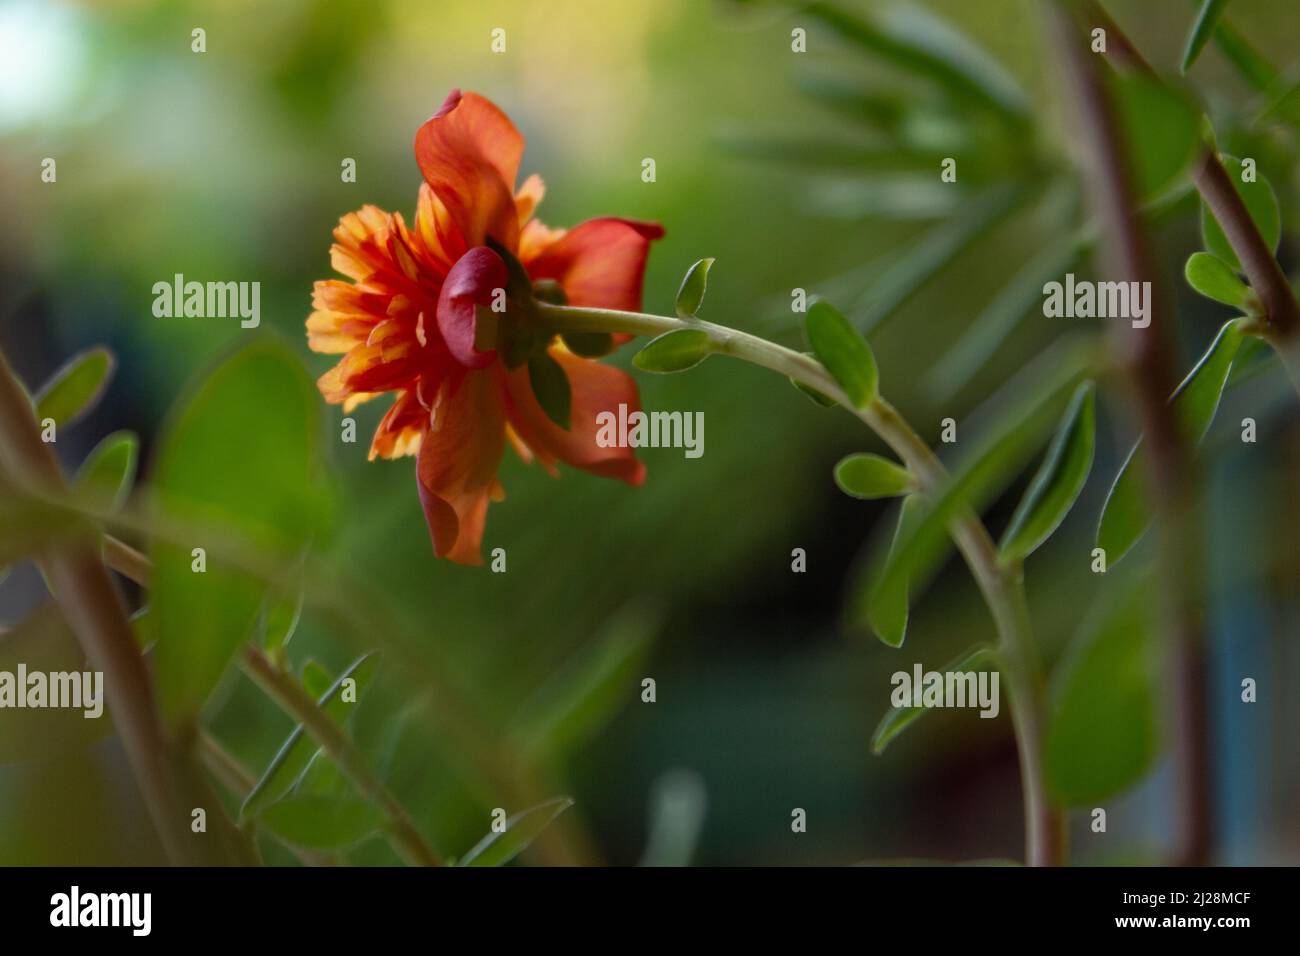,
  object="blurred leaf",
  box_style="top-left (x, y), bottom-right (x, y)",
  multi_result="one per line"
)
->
top-left (675, 258), bottom-right (715, 318)
top-left (805, 300), bottom-right (877, 407)
top-left (871, 645), bottom-right (995, 754)
top-left (33, 347), bottom-right (114, 429)
top-left (794, 72), bottom-right (906, 131)
top-left (1097, 318), bottom-right (1245, 564)
top-left (294, 749), bottom-right (348, 798)
top-left (807, 176), bottom-right (960, 222)
top-left (1213, 18), bottom-right (1276, 92)
top-left (149, 341), bottom-right (324, 729)
top-left (241, 653), bottom-right (377, 820)
top-left (1201, 155), bottom-right (1280, 271)
top-left (300, 659), bottom-right (334, 701)
top-left (1184, 251), bottom-right (1251, 307)
top-left (639, 769), bottom-right (707, 867)
top-left (262, 584), bottom-right (305, 654)
top-left (1182, 0), bottom-right (1231, 72)
top-left (633, 329), bottom-right (713, 373)
top-left (73, 430), bottom-right (138, 512)
top-left (929, 231), bottom-right (1083, 399)
top-left (853, 183), bottom-right (1031, 332)
top-left (258, 795), bottom-right (383, 850)
top-left (527, 351), bottom-right (571, 431)
top-left (834, 453), bottom-right (914, 499)
top-left (805, 3), bottom-right (1028, 121)
top-left (1045, 582), bottom-right (1157, 805)
top-left (999, 382), bottom-right (1096, 562)
top-left (1107, 71), bottom-right (1201, 201)
top-left (512, 604), bottom-right (655, 759)
top-left (456, 797), bottom-right (574, 867)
